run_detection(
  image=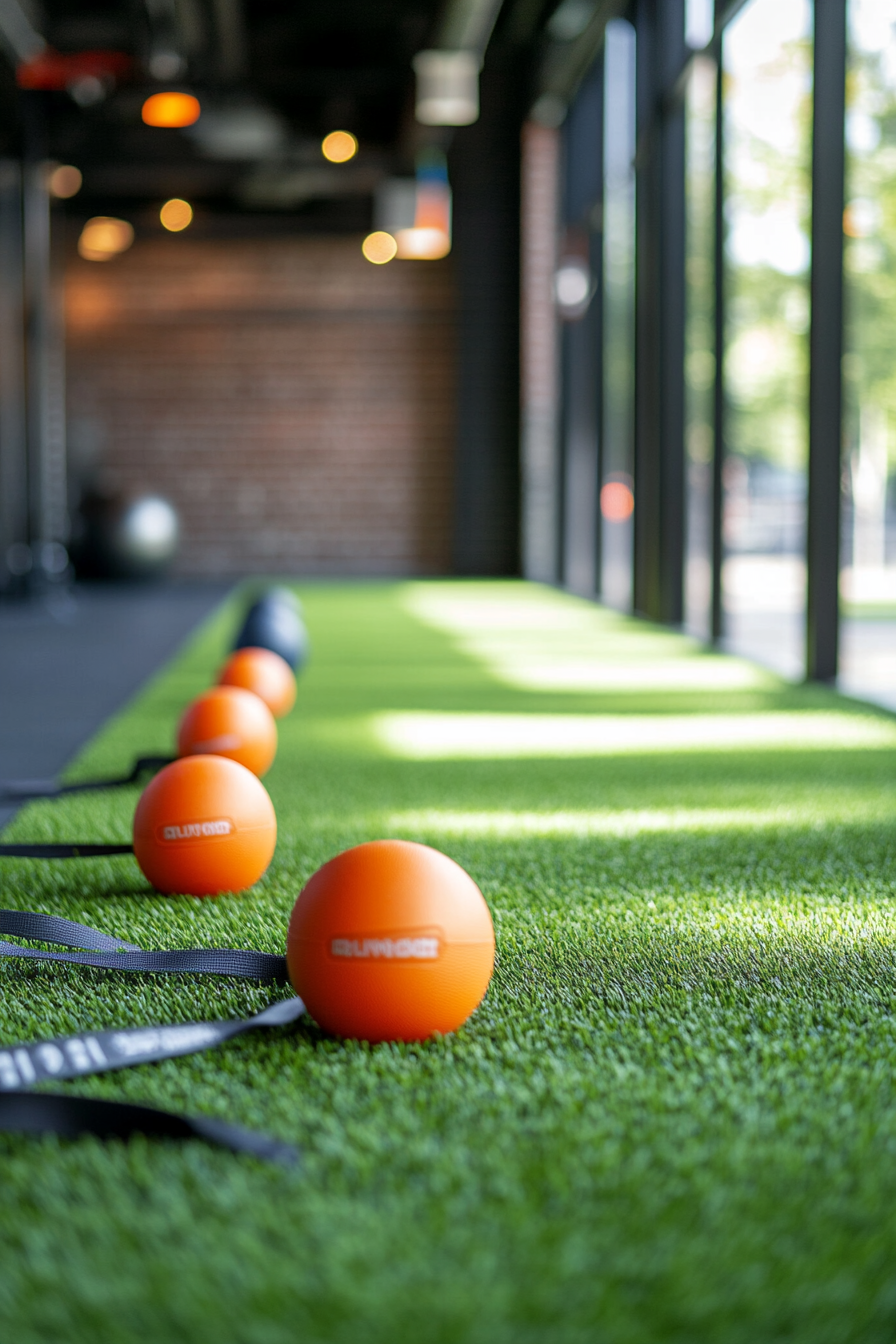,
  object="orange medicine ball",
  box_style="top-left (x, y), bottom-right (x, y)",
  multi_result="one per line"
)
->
top-left (177, 685), bottom-right (277, 777)
top-left (286, 840), bottom-right (495, 1042)
top-left (218, 646), bottom-right (296, 718)
top-left (133, 755), bottom-right (277, 896)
